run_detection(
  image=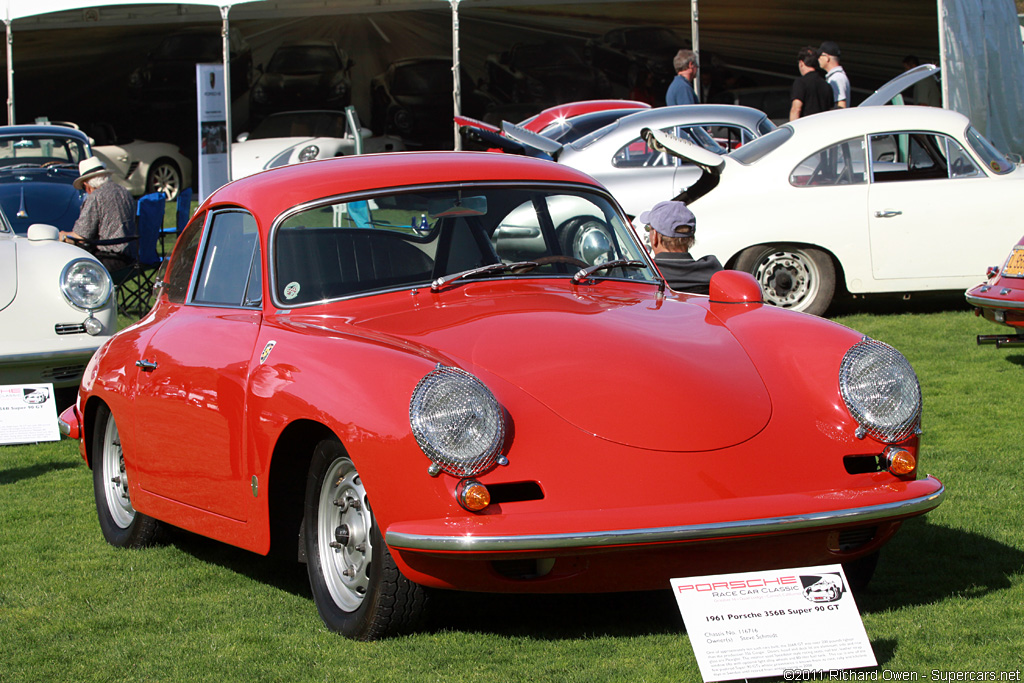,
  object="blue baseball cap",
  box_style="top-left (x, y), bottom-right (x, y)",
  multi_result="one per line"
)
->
top-left (638, 201), bottom-right (696, 238)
